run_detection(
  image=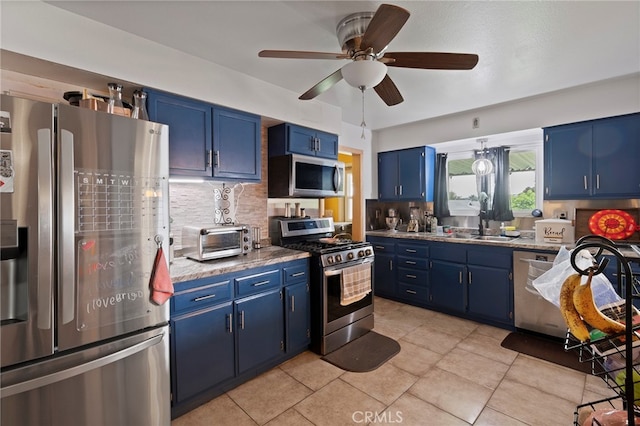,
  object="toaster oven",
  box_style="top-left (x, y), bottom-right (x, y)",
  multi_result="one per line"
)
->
top-left (182, 225), bottom-right (250, 261)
